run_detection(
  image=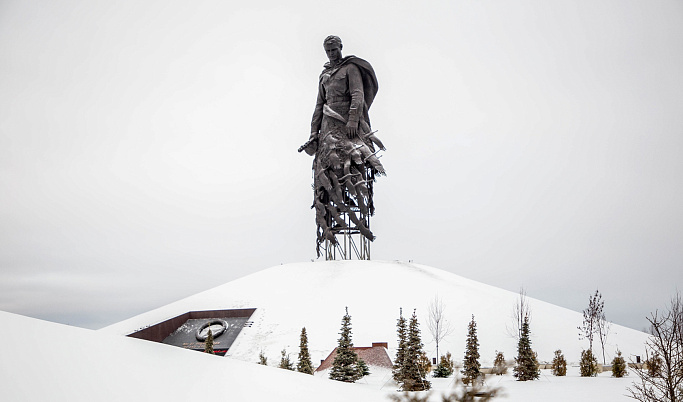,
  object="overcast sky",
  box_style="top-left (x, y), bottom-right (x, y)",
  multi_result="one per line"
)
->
top-left (1, 0), bottom-right (682, 331)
